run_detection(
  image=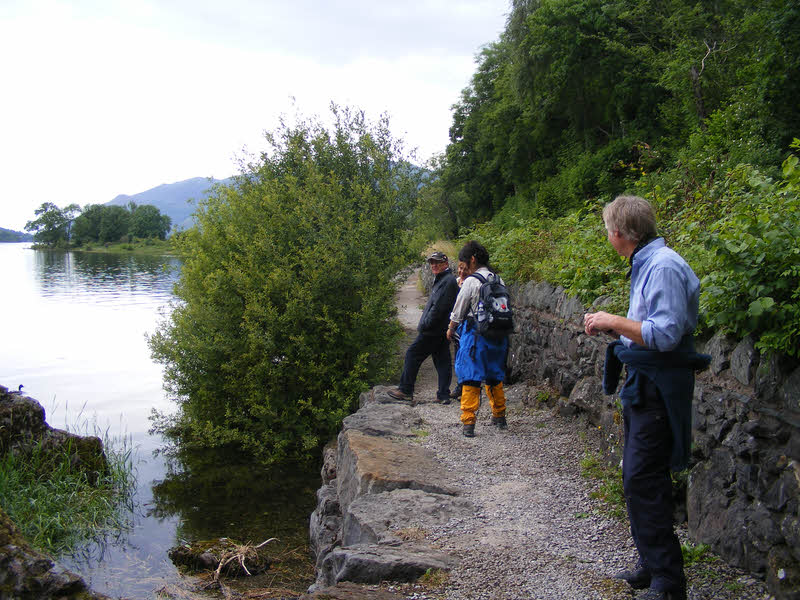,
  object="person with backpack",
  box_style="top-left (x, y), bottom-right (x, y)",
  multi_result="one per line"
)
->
top-left (446, 241), bottom-right (513, 437)
top-left (389, 251), bottom-right (459, 404)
